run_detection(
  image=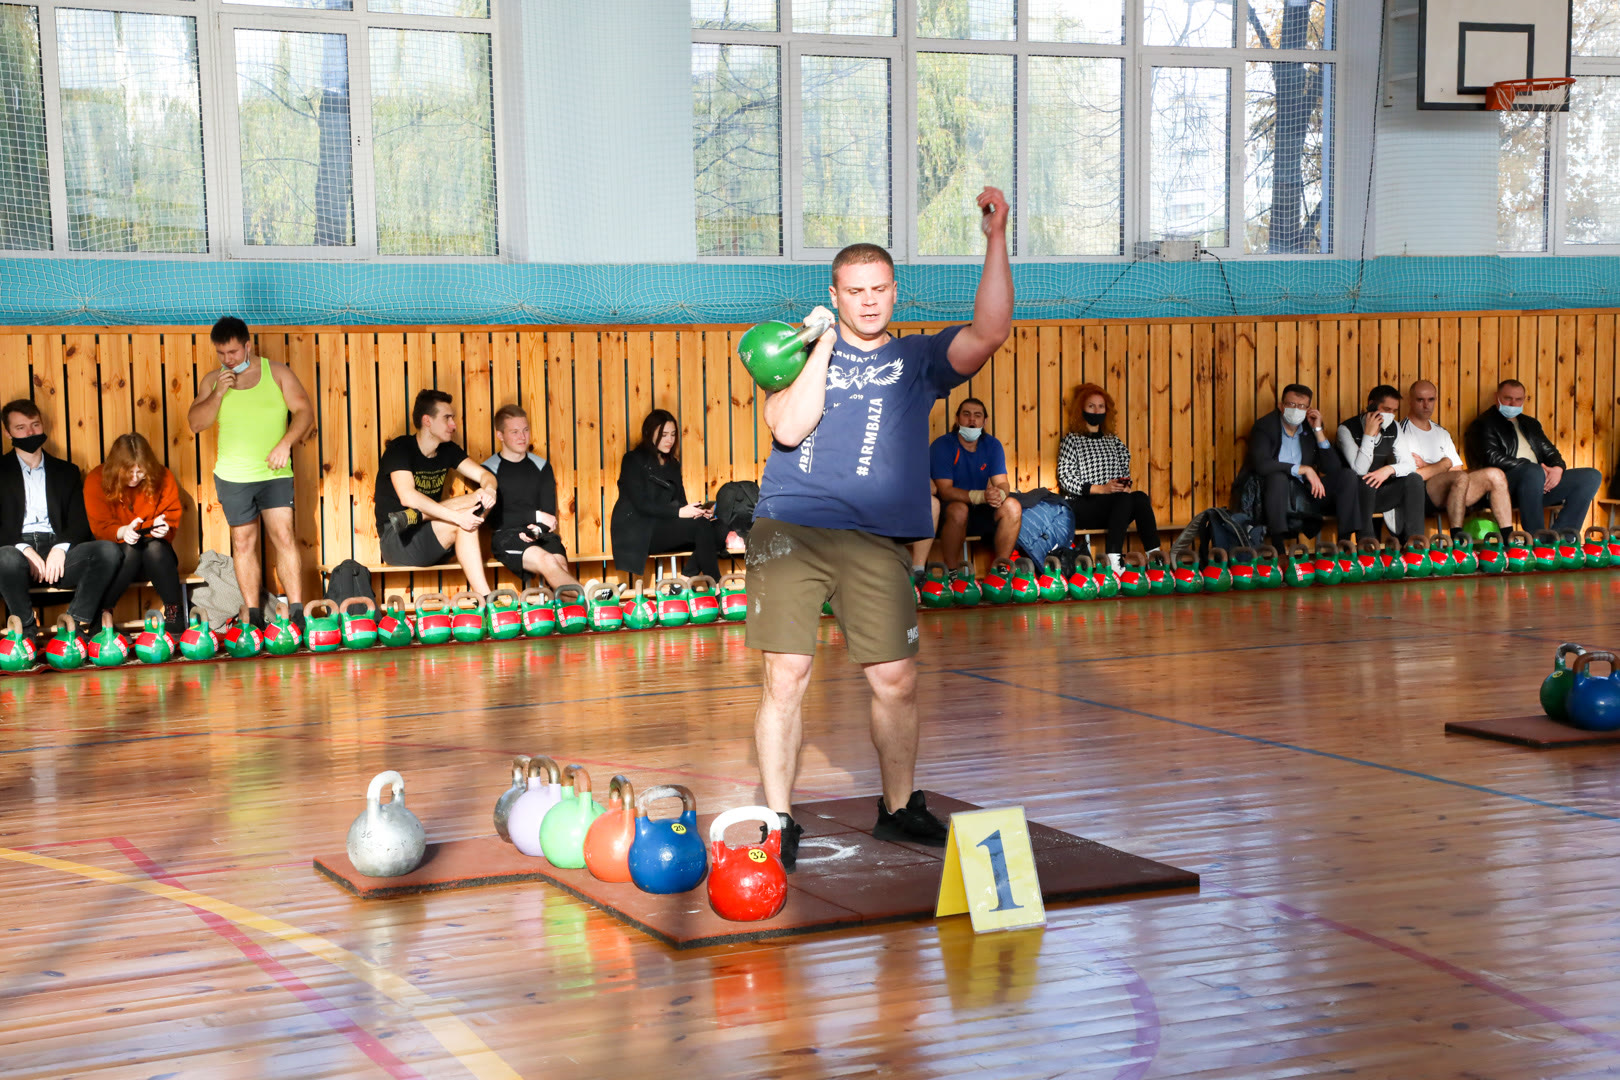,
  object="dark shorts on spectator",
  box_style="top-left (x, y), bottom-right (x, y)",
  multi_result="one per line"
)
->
top-left (380, 520), bottom-right (451, 566)
top-left (215, 475), bottom-right (294, 528)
